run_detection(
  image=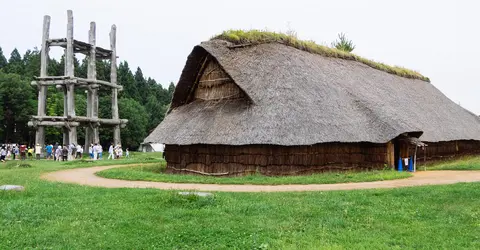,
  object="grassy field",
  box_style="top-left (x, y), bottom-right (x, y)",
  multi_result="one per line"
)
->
top-left (1, 155), bottom-right (480, 249)
top-left (96, 162), bottom-right (412, 185)
top-left (424, 156), bottom-right (480, 171)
